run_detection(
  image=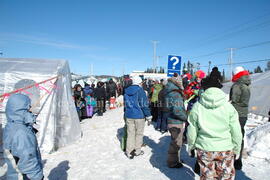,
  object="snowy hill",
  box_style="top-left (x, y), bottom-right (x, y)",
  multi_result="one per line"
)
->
top-left (39, 107), bottom-right (269, 180)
